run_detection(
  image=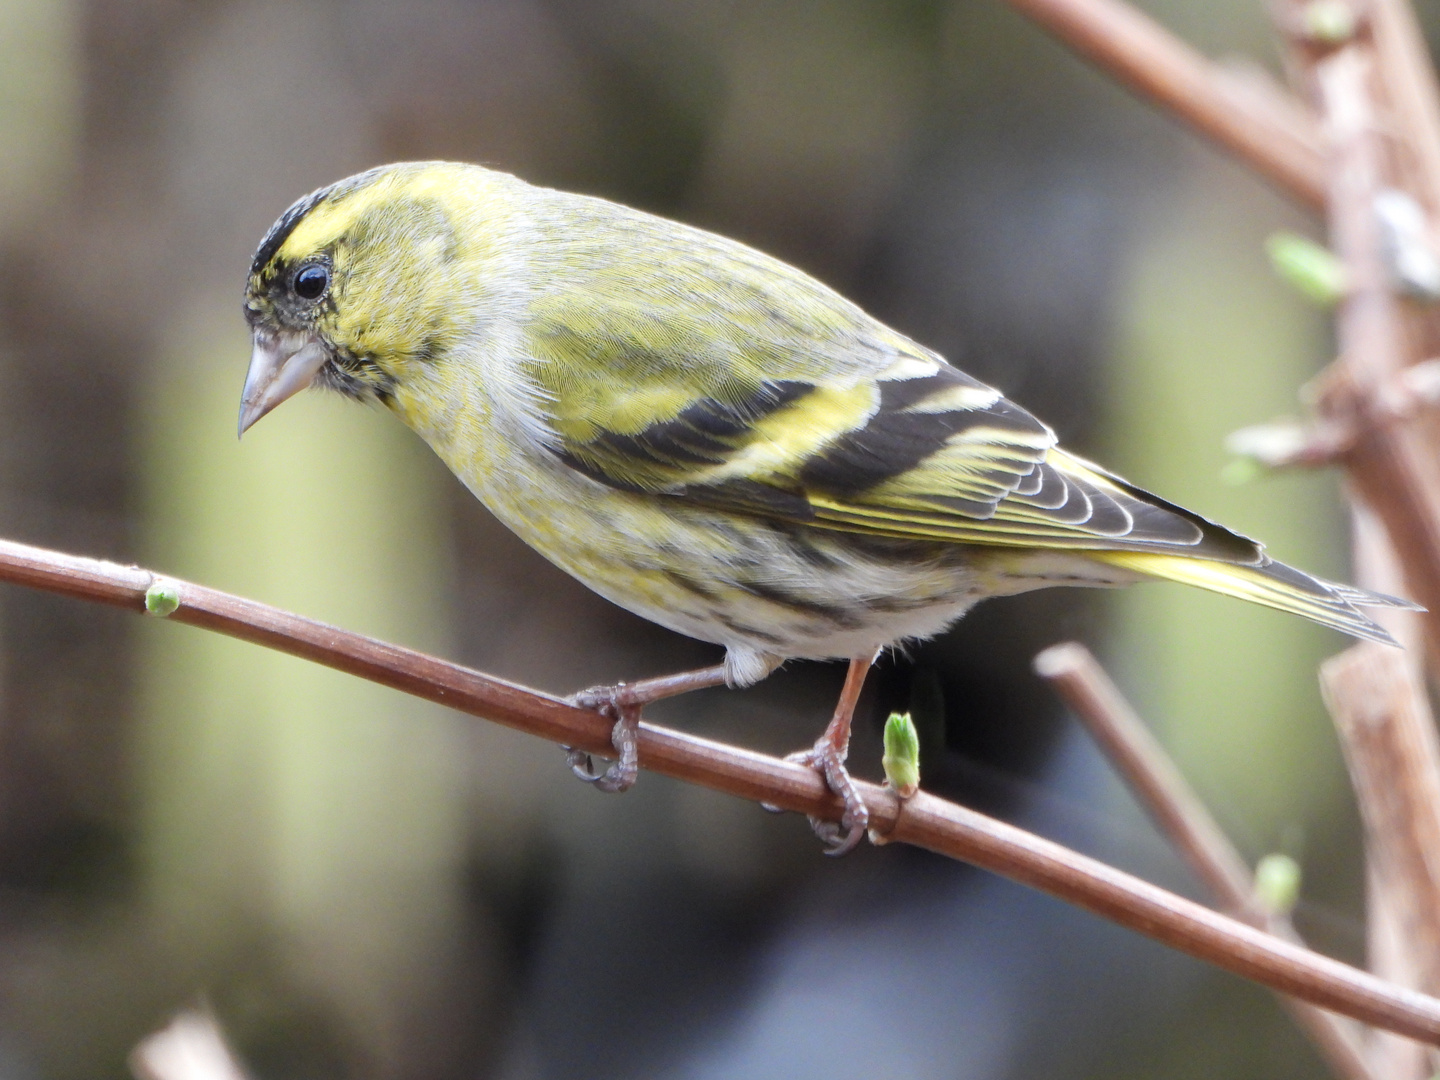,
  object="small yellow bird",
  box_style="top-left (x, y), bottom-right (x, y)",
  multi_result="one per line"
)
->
top-left (240, 161), bottom-right (1411, 854)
